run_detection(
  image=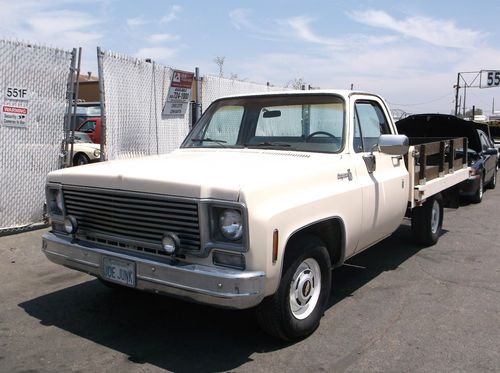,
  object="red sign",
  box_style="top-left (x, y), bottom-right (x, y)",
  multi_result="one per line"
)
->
top-left (3, 105), bottom-right (28, 115)
top-left (171, 70), bottom-right (194, 89)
